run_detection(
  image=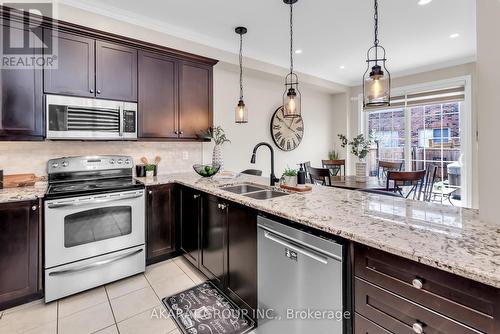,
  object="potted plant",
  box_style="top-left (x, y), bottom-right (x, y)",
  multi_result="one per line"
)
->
top-left (328, 149), bottom-right (339, 160)
top-left (281, 167), bottom-right (298, 187)
top-left (145, 164), bottom-right (156, 178)
top-left (201, 126), bottom-right (231, 171)
top-left (338, 134), bottom-right (373, 182)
